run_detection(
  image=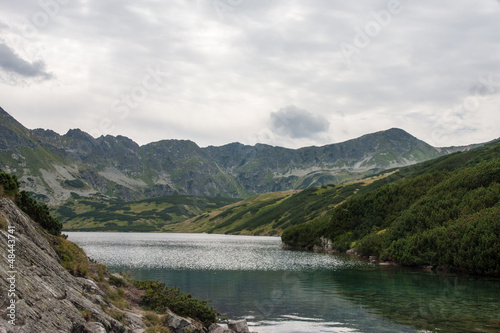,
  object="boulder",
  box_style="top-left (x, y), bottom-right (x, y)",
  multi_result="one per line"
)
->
top-left (77, 277), bottom-right (103, 295)
top-left (124, 311), bottom-right (146, 330)
top-left (228, 319), bottom-right (249, 333)
top-left (166, 310), bottom-right (203, 333)
top-left (208, 323), bottom-right (235, 333)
